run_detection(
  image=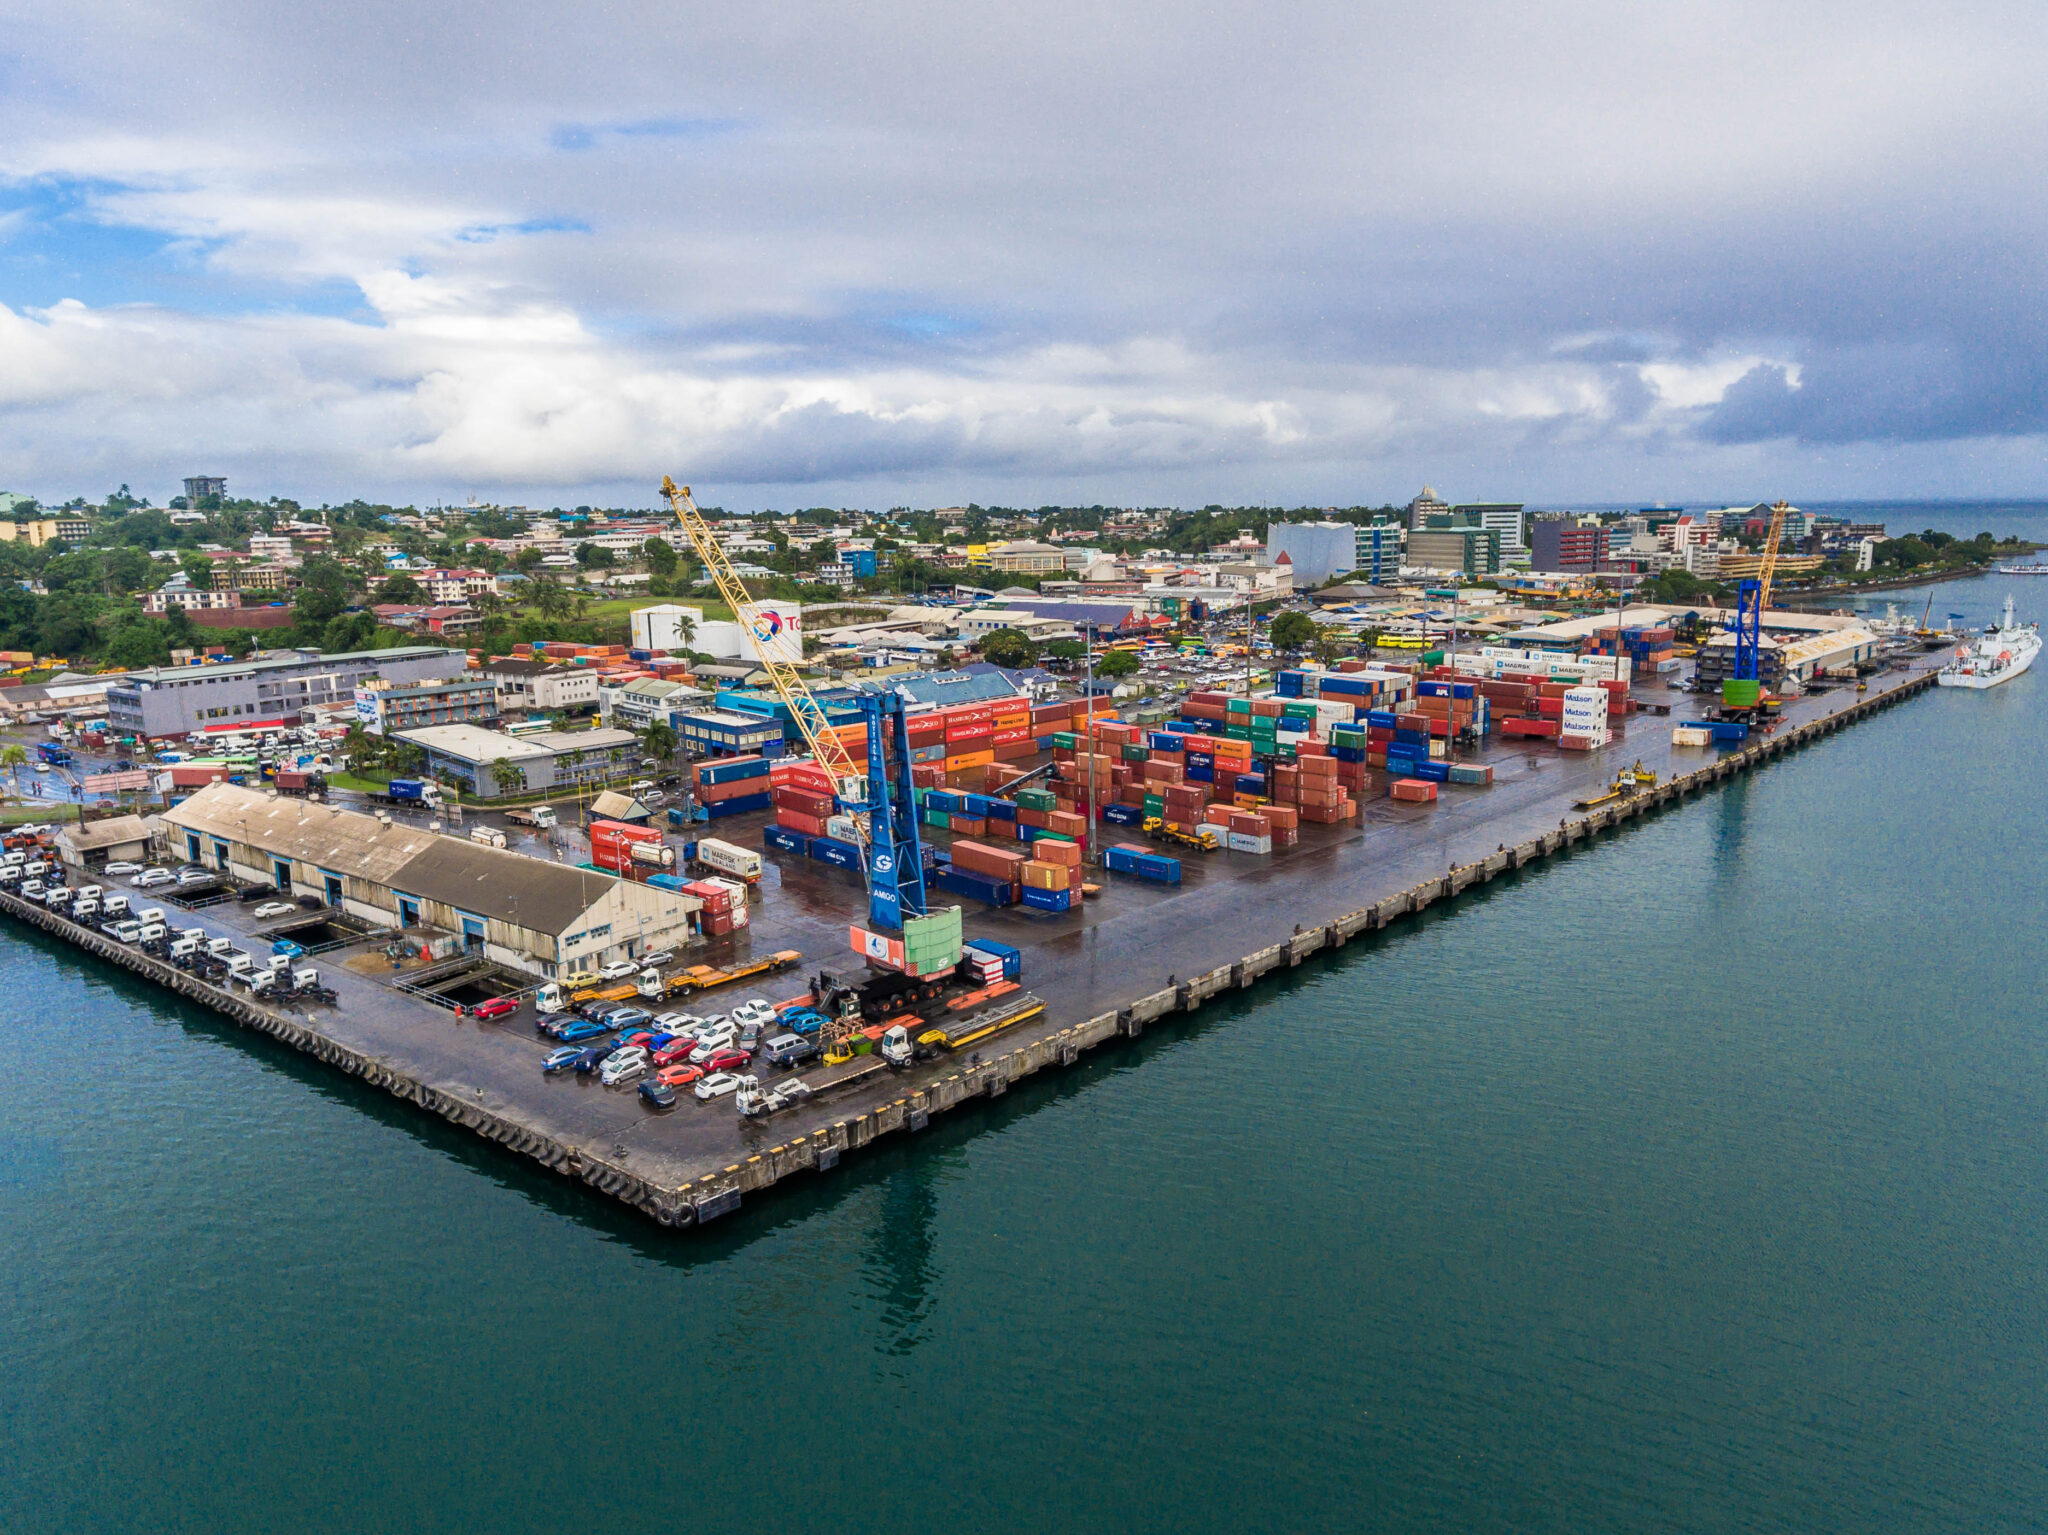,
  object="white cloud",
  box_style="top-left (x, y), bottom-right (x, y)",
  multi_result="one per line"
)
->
top-left (3, 0), bottom-right (2048, 503)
